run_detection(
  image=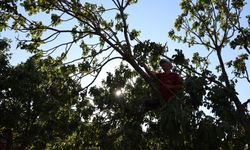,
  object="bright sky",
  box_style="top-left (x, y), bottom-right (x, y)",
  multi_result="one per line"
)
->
top-left (1, 0), bottom-right (250, 104)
